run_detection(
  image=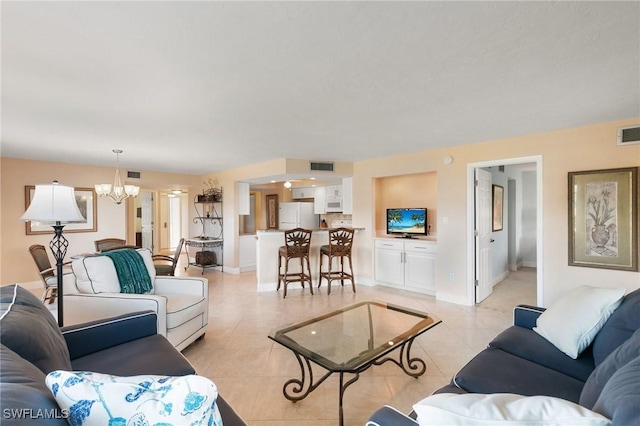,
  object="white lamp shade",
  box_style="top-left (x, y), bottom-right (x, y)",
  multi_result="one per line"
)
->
top-left (21, 183), bottom-right (86, 223)
top-left (94, 184), bottom-right (112, 195)
top-left (125, 185), bottom-right (140, 196)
